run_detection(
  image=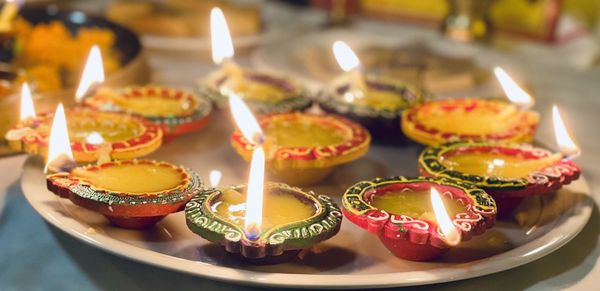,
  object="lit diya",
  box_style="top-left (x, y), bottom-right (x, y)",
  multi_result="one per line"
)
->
top-left (196, 7), bottom-right (311, 114)
top-left (5, 107), bottom-right (162, 162)
top-left (84, 85), bottom-right (212, 140)
top-left (47, 159), bottom-right (203, 229)
top-left (342, 176), bottom-right (496, 261)
top-left (402, 68), bottom-right (539, 146)
top-left (231, 112), bottom-right (371, 186)
top-left (318, 41), bottom-right (427, 142)
top-left (419, 107), bottom-right (581, 217)
top-left (187, 94), bottom-right (342, 264)
top-left (185, 183), bottom-right (342, 263)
